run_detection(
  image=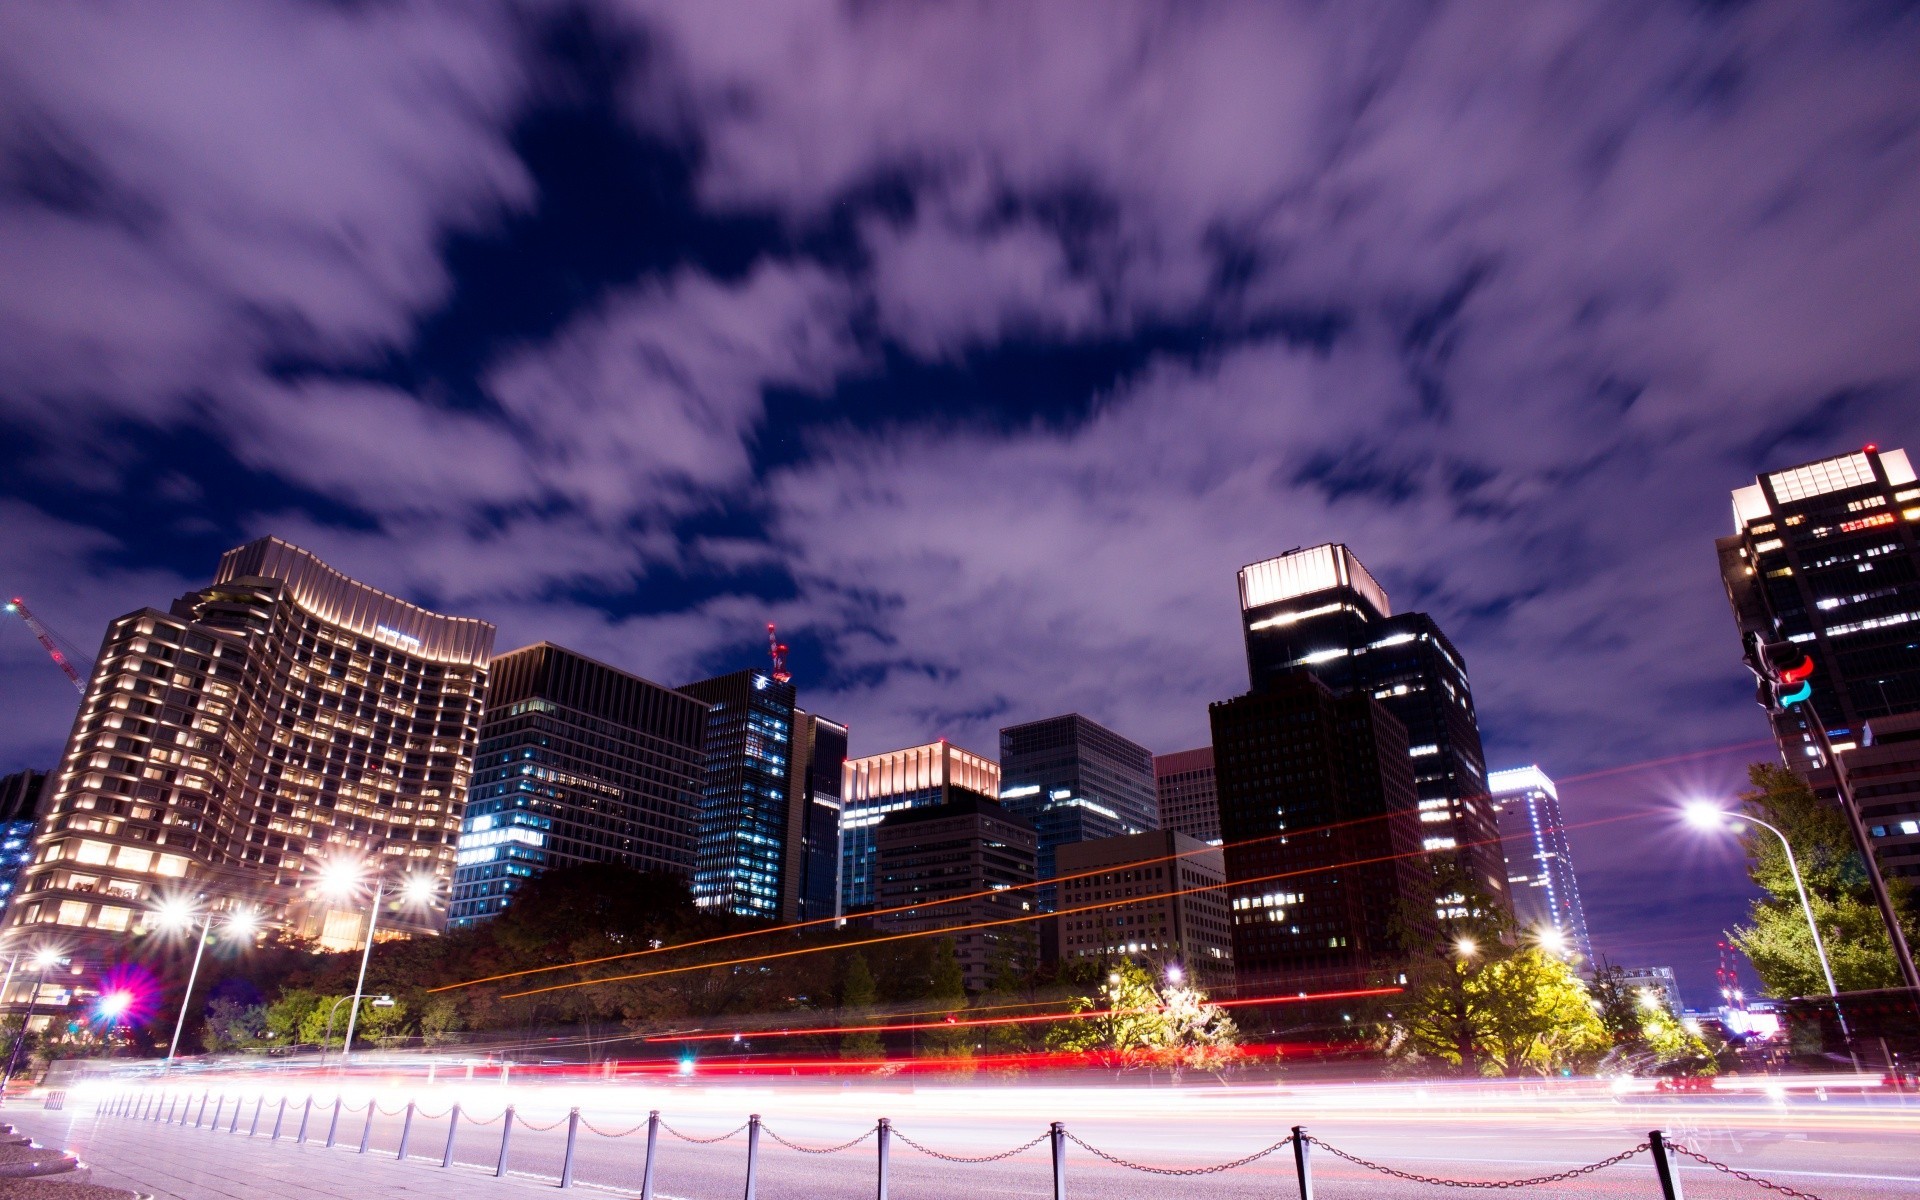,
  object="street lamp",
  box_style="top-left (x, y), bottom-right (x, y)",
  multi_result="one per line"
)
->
top-left (1685, 802), bottom-right (1856, 1053)
top-left (314, 860), bottom-right (438, 1064)
top-left (155, 901), bottom-right (260, 1068)
top-left (1454, 937), bottom-right (1478, 959)
top-left (1, 949), bottom-right (65, 1098)
top-left (1535, 927), bottom-right (1570, 957)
